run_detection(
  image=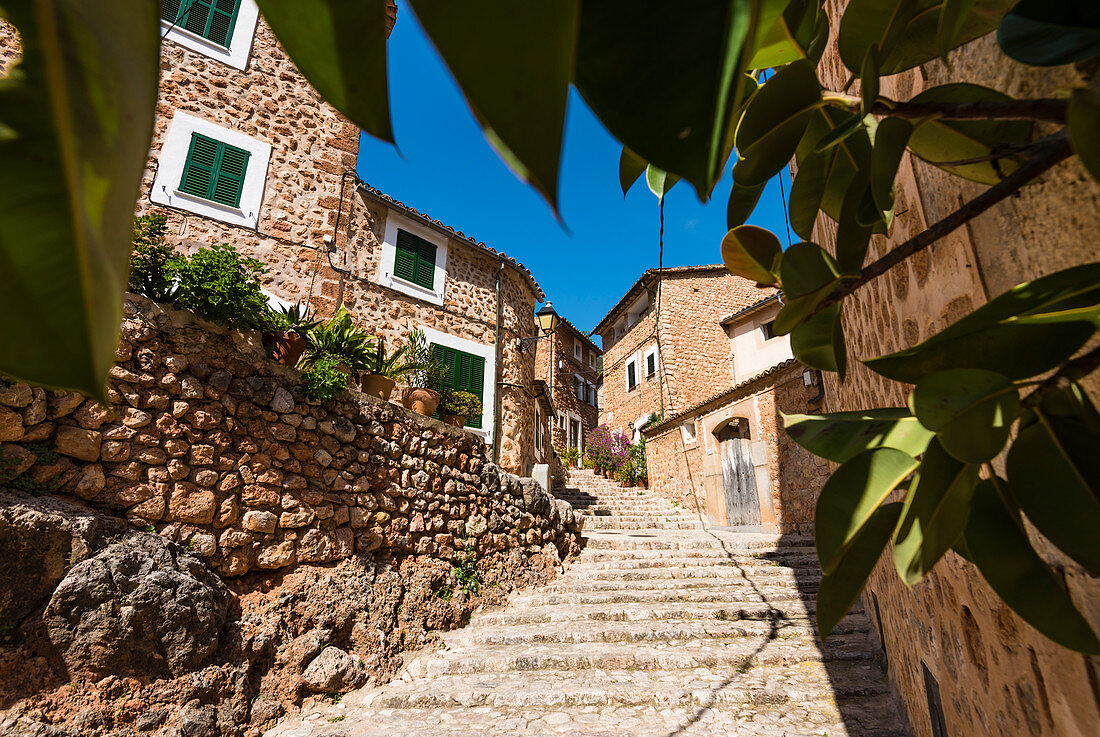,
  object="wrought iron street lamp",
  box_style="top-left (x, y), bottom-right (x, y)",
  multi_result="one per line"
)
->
top-left (518, 302), bottom-right (560, 352)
